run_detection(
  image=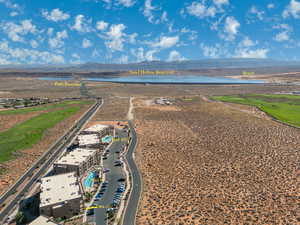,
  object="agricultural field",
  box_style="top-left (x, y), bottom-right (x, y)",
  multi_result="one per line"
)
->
top-left (211, 94), bottom-right (300, 127)
top-left (0, 100), bottom-right (93, 194)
